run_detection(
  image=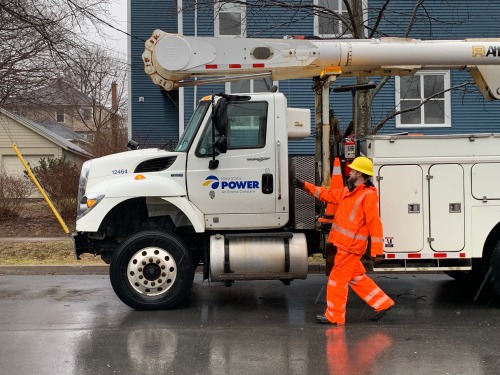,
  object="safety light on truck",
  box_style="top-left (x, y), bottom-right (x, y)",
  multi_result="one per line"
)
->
top-left (77, 193), bottom-right (104, 219)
